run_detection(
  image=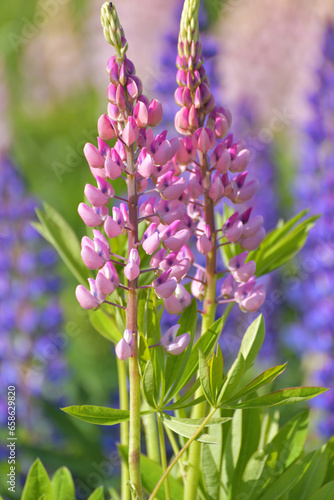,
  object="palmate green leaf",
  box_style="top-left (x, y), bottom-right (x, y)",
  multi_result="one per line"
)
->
top-left (237, 411), bottom-right (310, 500)
top-left (202, 445), bottom-right (220, 500)
top-left (51, 467), bottom-right (75, 500)
top-left (88, 308), bottom-right (122, 344)
top-left (268, 410), bottom-right (309, 469)
top-left (33, 203), bottom-right (89, 285)
top-left (289, 446), bottom-right (328, 500)
top-left (160, 414), bottom-right (229, 443)
top-left (224, 386), bottom-right (328, 409)
top-left (249, 210), bottom-right (320, 276)
top-left (238, 449), bottom-right (270, 500)
top-left (225, 364), bottom-right (287, 405)
top-left (230, 409), bottom-right (262, 497)
top-left (118, 446), bottom-right (184, 500)
top-left (198, 350), bottom-right (216, 407)
top-left (163, 316), bottom-right (224, 406)
top-left (257, 453), bottom-right (315, 500)
top-left (21, 459), bottom-right (54, 500)
top-left (87, 486), bottom-right (105, 500)
top-left (309, 482), bottom-right (334, 500)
